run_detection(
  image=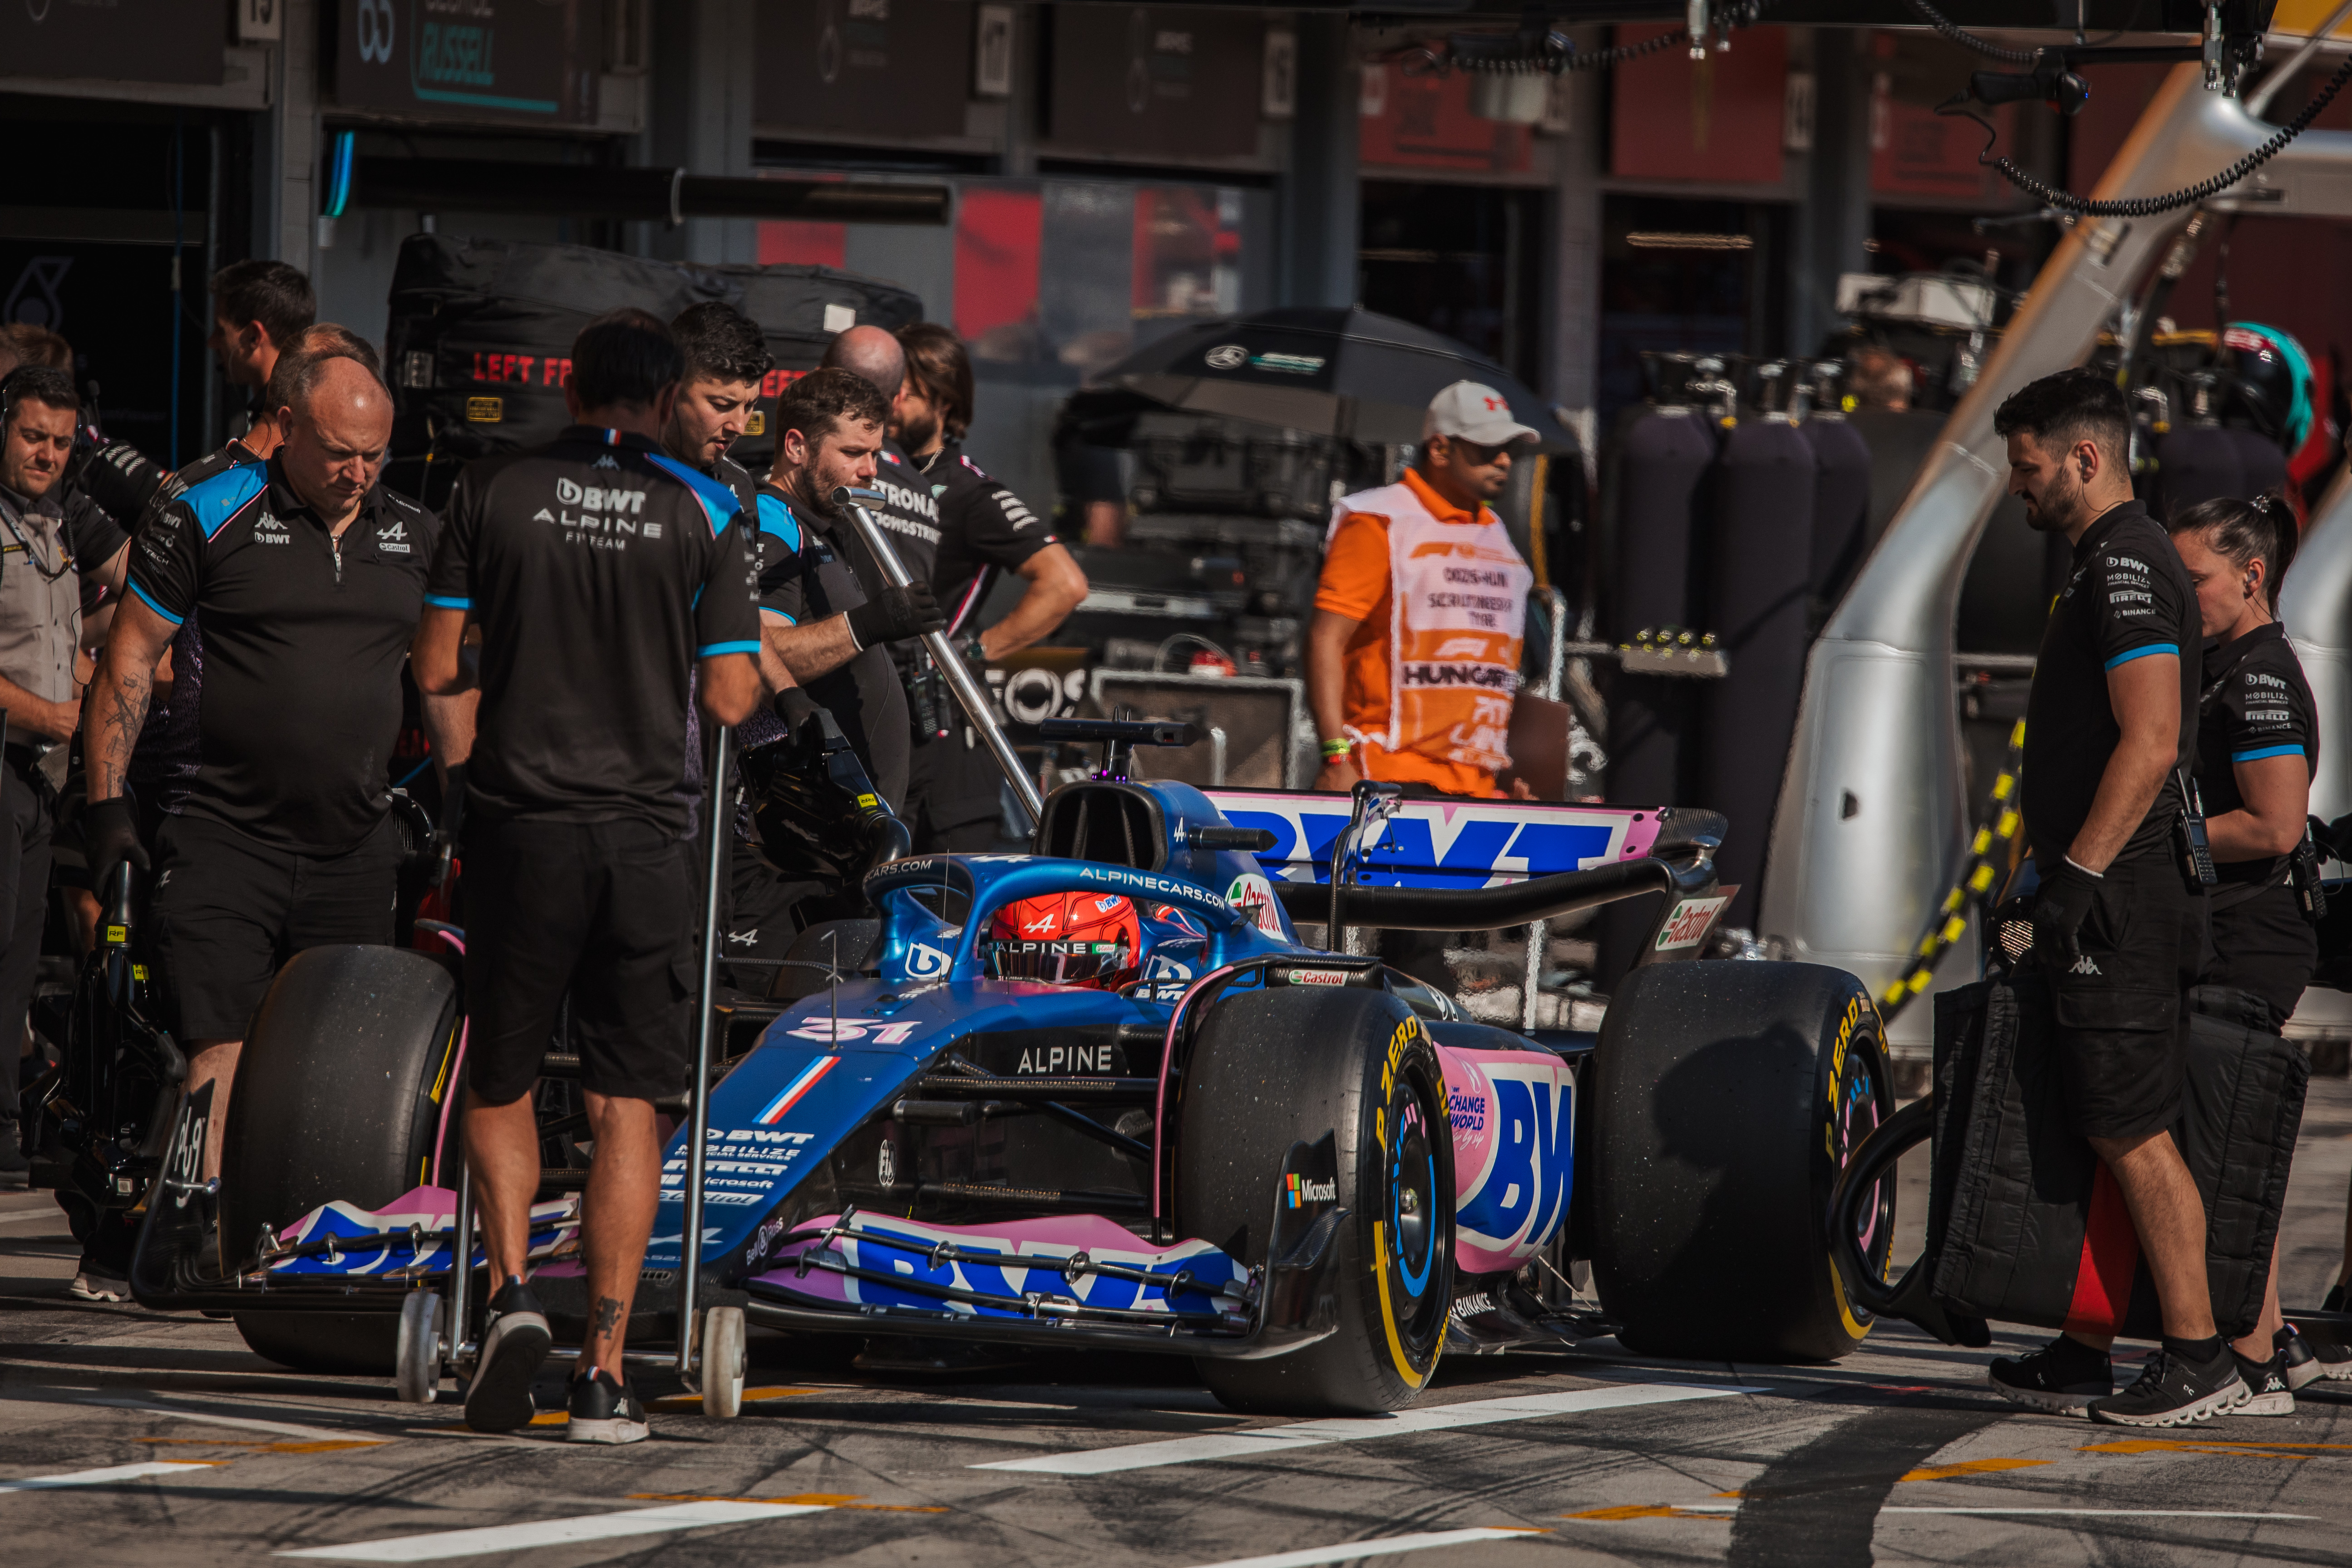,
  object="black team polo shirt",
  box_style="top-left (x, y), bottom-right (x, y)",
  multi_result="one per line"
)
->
top-left (2022, 498), bottom-right (2200, 872)
top-left (129, 454), bottom-right (440, 853)
top-left (425, 426), bottom-right (761, 836)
